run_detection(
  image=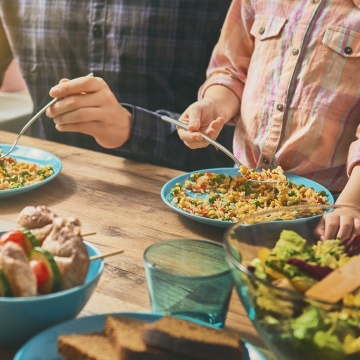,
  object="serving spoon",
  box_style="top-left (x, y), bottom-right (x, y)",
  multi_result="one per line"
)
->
top-left (0, 72), bottom-right (94, 160)
top-left (161, 115), bottom-right (277, 184)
